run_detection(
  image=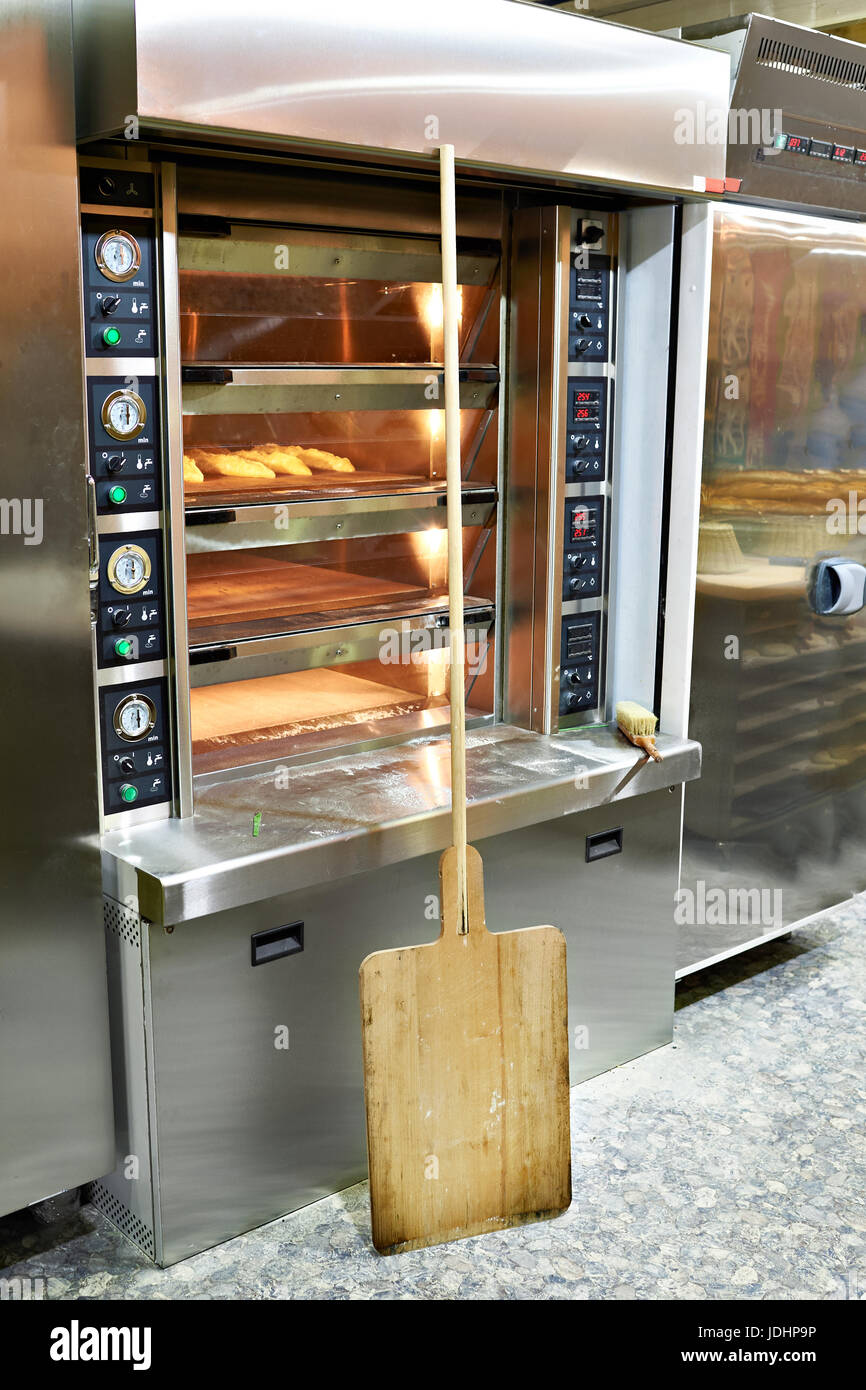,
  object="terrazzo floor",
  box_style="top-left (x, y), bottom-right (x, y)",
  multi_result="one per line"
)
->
top-left (1, 898), bottom-right (864, 1300)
